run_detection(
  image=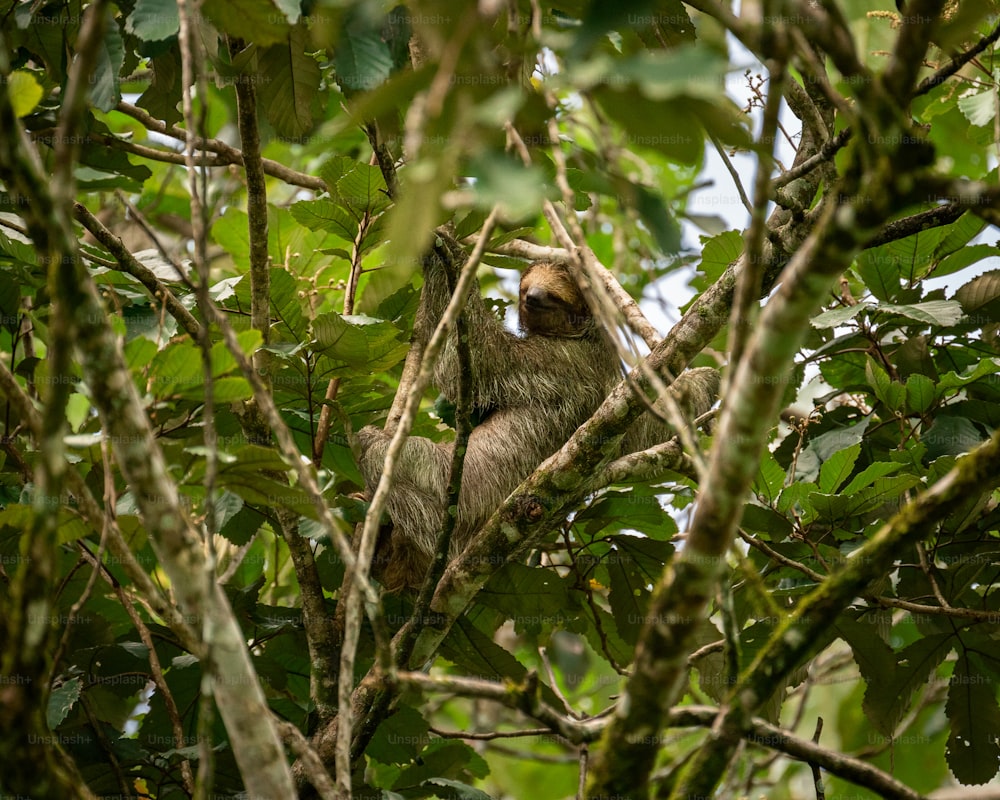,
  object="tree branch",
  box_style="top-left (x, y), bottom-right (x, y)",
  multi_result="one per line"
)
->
top-left (586, 83), bottom-right (935, 797)
top-left (116, 100), bottom-right (327, 191)
top-left (73, 203), bottom-right (202, 338)
top-left (675, 426), bottom-right (1000, 798)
